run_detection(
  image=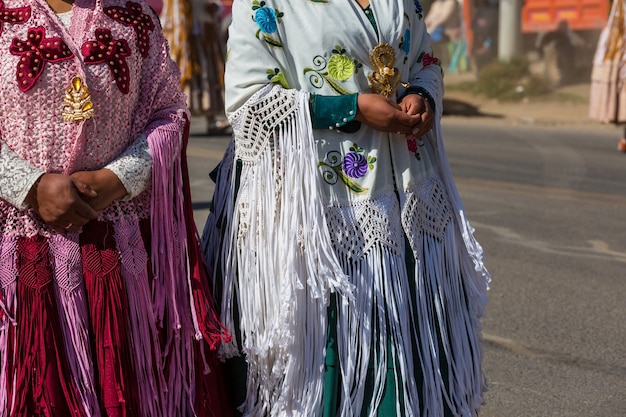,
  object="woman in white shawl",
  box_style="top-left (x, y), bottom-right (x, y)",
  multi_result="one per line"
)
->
top-left (202, 0), bottom-right (490, 416)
